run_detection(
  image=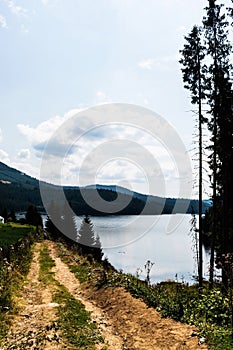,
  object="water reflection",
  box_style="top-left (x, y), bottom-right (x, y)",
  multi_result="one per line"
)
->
top-left (75, 214), bottom-right (210, 284)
